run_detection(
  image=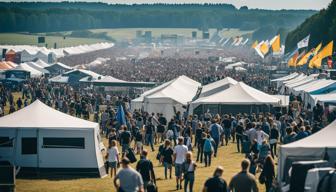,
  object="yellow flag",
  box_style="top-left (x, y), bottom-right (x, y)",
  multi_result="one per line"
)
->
top-left (298, 43), bottom-right (322, 66)
top-left (311, 41), bottom-right (334, 68)
top-left (288, 52), bottom-right (299, 67)
top-left (260, 42), bottom-right (270, 55)
top-left (271, 35), bottom-right (281, 52)
top-left (251, 40), bottom-right (258, 49)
